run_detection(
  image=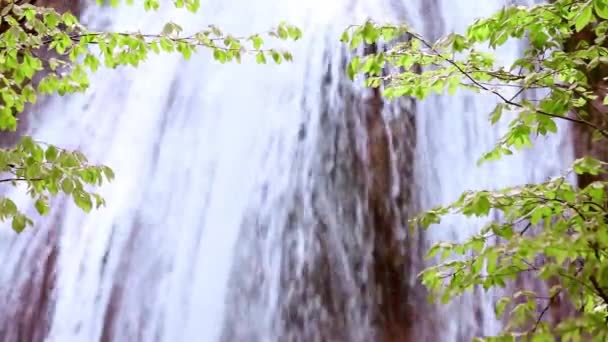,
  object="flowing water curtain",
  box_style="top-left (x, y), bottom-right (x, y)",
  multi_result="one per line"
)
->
top-left (223, 45), bottom-right (421, 341)
top-left (219, 1), bottom-right (451, 341)
top-left (1, 1), bottom-right (243, 341)
top-left (0, 1), bottom-right (575, 342)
